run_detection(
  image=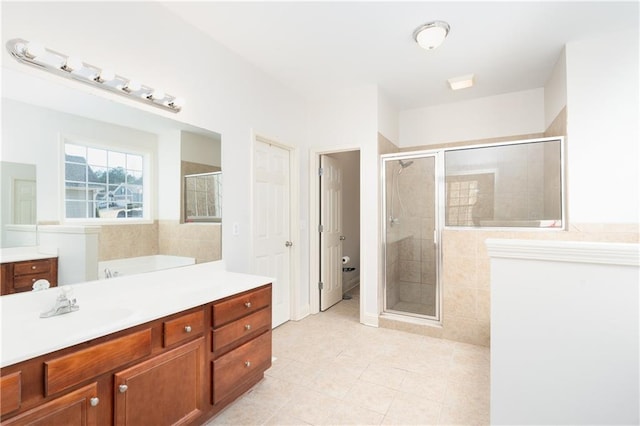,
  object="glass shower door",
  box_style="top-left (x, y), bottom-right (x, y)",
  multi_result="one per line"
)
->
top-left (383, 154), bottom-right (439, 320)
